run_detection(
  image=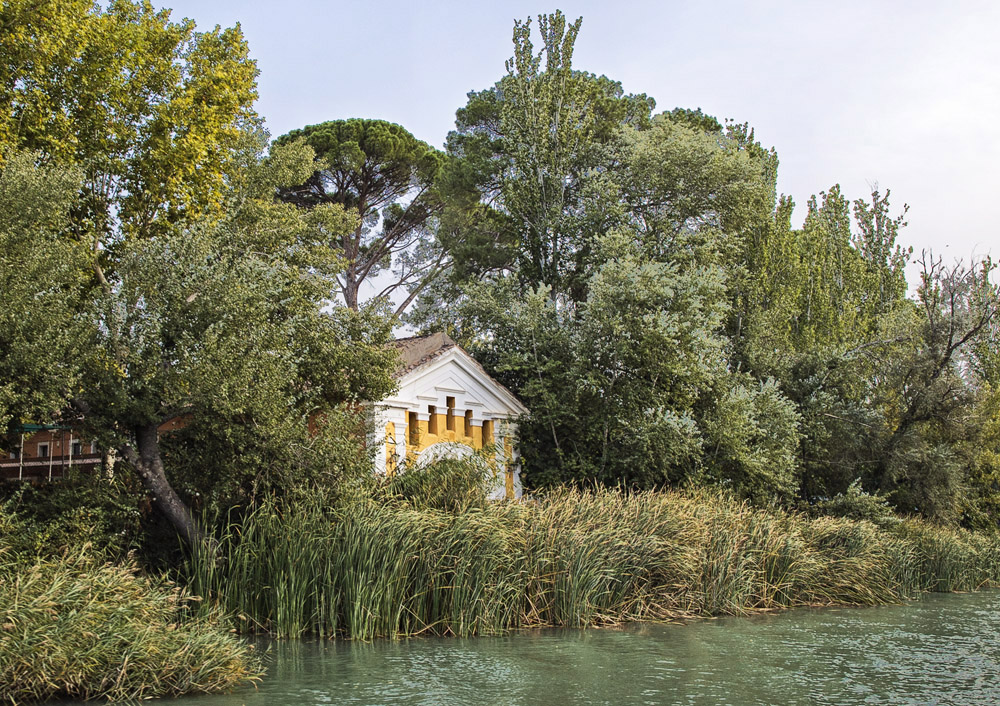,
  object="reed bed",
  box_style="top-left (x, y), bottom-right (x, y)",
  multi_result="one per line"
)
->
top-left (186, 488), bottom-right (1000, 640)
top-left (0, 547), bottom-right (262, 705)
